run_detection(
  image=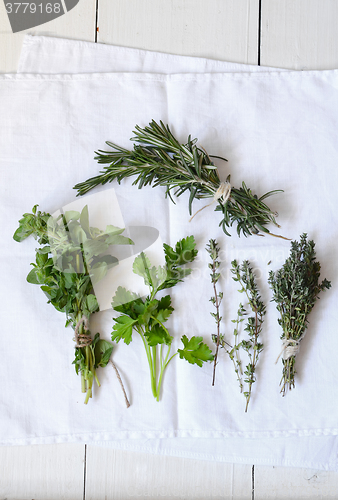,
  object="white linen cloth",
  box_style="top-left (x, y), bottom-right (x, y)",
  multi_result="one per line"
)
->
top-left (0, 34), bottom-right (338, 470)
